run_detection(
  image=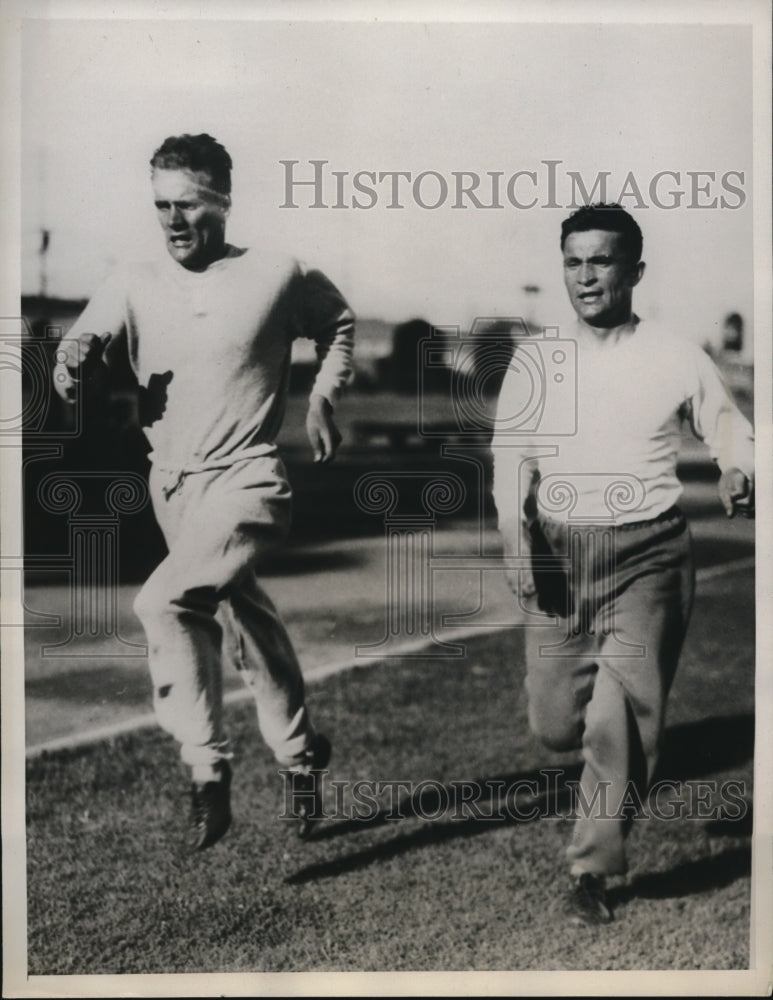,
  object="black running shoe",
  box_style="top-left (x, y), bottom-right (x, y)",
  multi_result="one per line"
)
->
top-left (188, 760), bottom-right (232, 852)
top-left (564, 873), bottom-right (613, 925)
top-left (289, 734), bottom-right (331, 840)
